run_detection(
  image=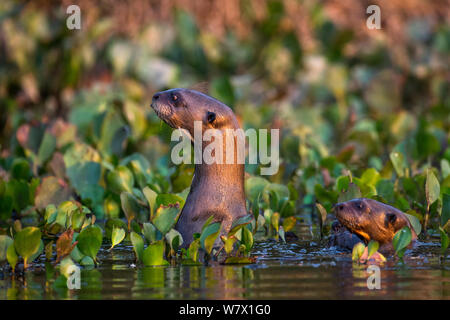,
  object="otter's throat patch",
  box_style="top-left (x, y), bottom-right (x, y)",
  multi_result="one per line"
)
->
top-left (353, 230), bottom-right (371, 242)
